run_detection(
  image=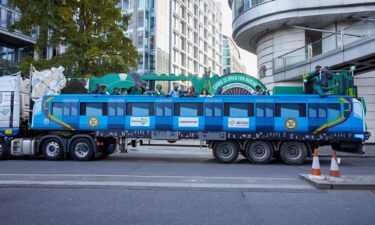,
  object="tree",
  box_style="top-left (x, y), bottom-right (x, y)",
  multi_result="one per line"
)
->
top-left (10, 0), bottom-right (139, 77)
